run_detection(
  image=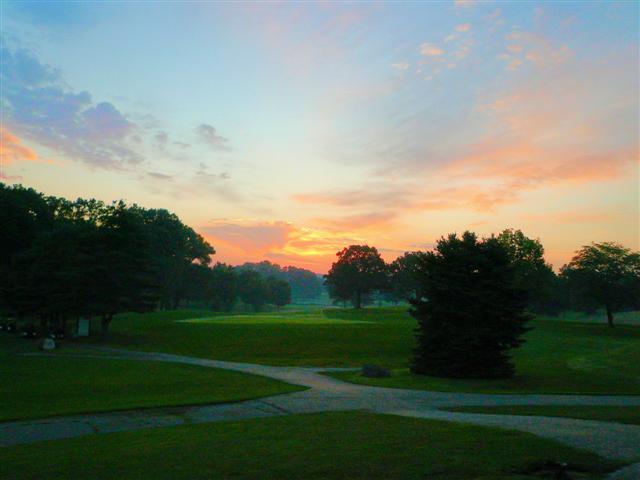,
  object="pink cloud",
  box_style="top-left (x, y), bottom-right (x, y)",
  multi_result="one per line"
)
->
top-left (0, 129), bottom-right (38, 165)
